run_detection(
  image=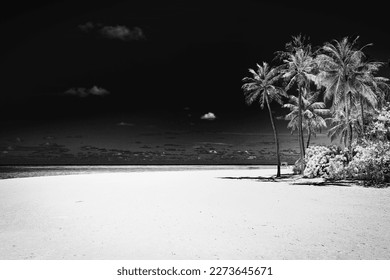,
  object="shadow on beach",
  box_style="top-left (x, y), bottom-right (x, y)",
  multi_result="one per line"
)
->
top-left (219, 174), bottom-right (364, 187)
